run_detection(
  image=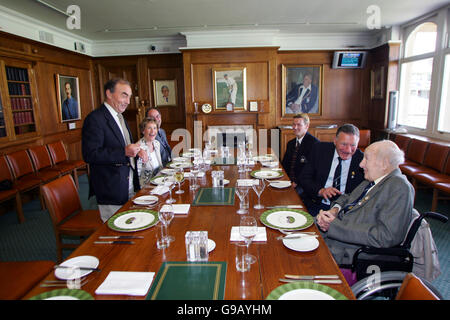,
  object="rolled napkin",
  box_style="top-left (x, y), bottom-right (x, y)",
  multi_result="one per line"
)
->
top-left (95, 271), bottom-right (155, 296)
top-left (230, 226), bottom-right (267, 242)
top-left (150, 185), bottom-right (169, 195)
